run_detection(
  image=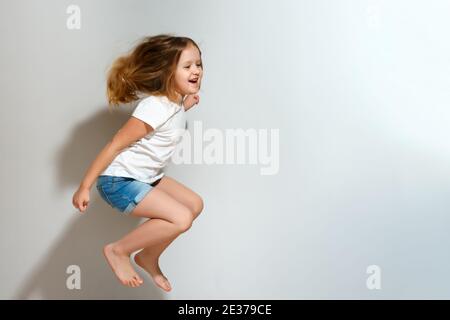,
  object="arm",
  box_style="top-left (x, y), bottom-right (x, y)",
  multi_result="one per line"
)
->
top-left (73, 116), bottom-right (154, 212)
top-left (78, 142), bottom-right (120, 190)
top-left (79, 116), bottom-right (154, 190)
